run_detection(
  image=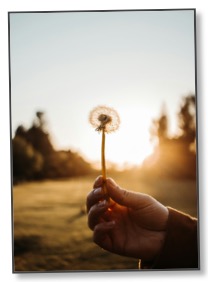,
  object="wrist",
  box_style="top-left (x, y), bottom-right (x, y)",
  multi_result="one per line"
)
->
top-left (140, 230), bottom-right (167, 268)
